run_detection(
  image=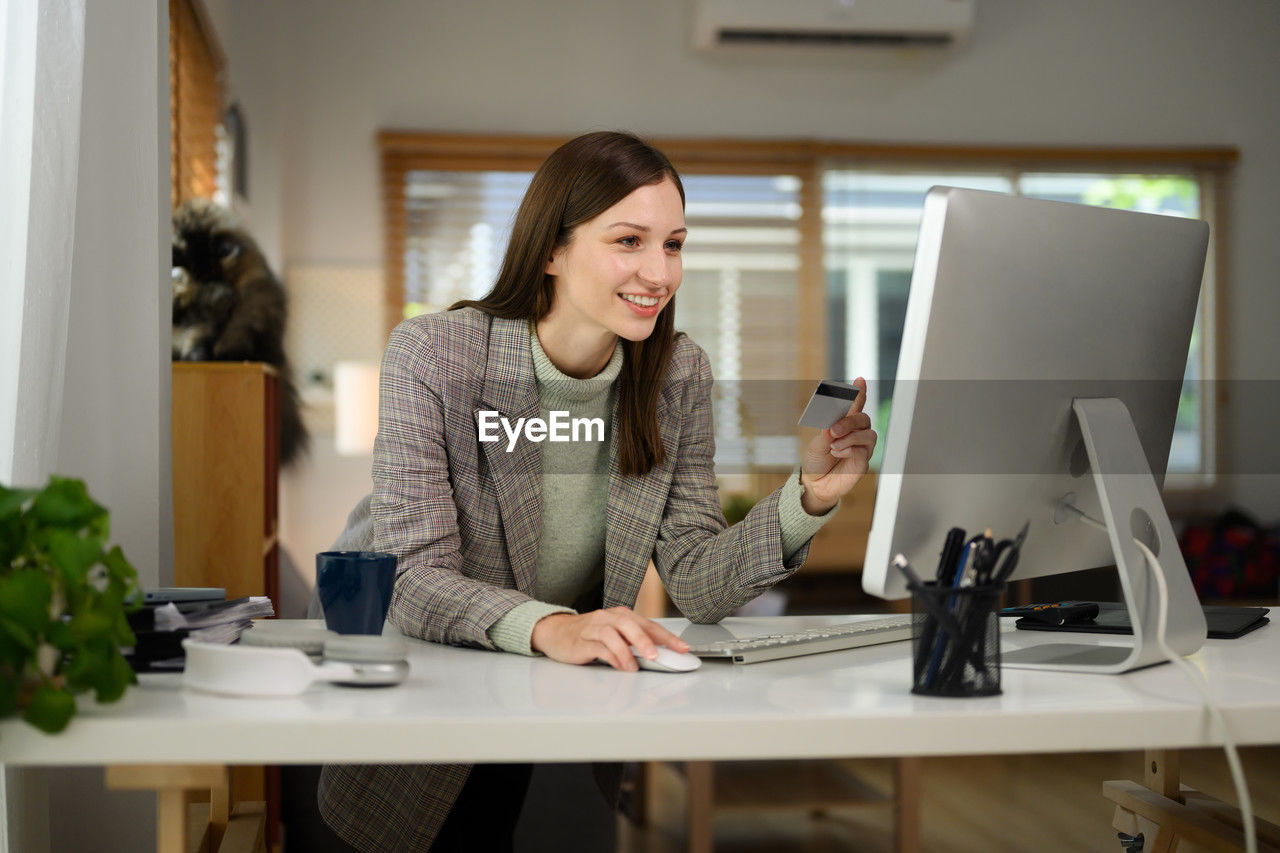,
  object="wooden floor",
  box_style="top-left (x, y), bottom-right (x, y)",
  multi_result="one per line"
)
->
top-left (617, 746), bottom-right (1280, 852)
